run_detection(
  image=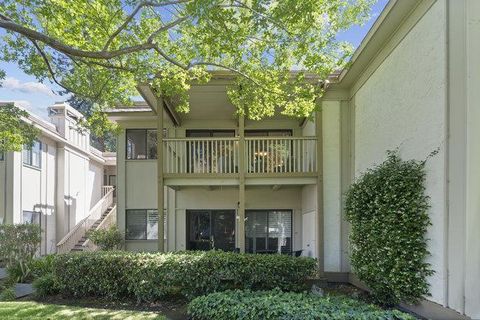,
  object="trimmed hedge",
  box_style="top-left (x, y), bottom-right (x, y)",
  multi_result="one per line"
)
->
top-left (345, 151), bottom-right (433, 305)
top-left (52, 251), bottom-right (317, 301)
top-left (187, 289), bottom-right (416, 320)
